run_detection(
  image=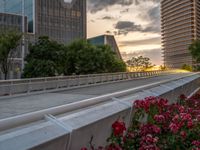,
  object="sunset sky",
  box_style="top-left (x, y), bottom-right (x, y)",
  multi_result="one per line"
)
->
top-left (87, 0), bottom-right (162, 65)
